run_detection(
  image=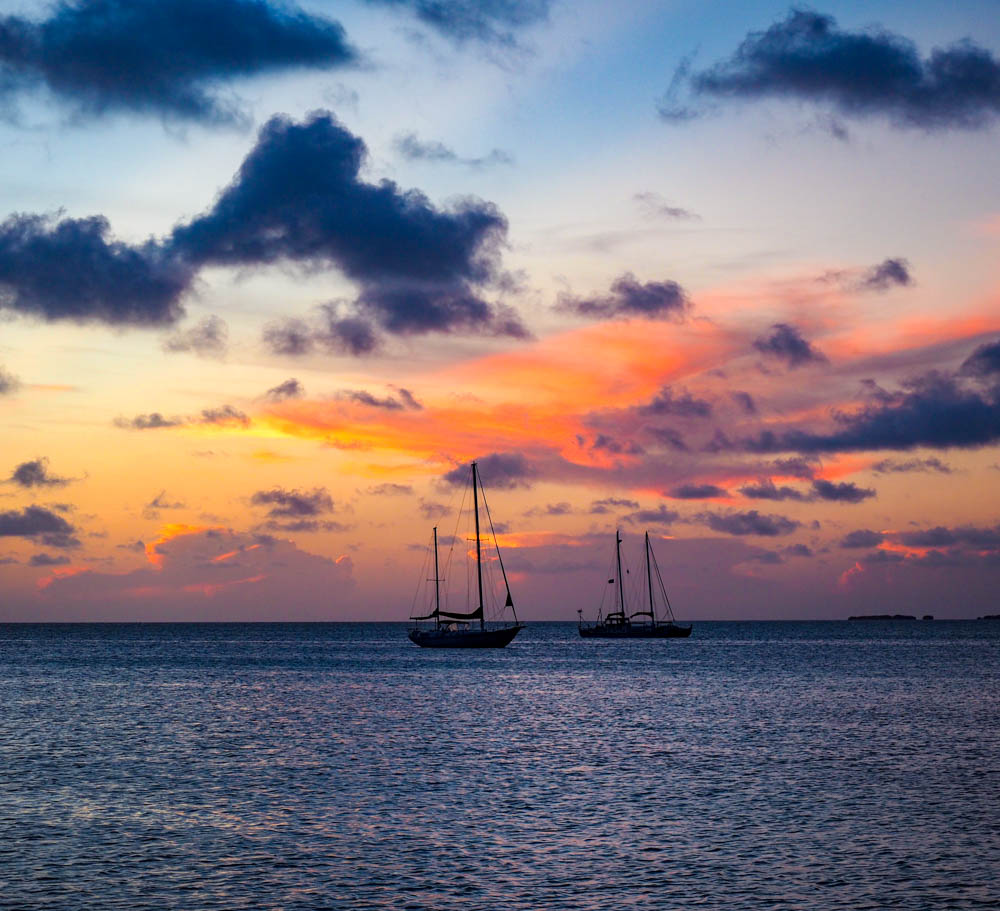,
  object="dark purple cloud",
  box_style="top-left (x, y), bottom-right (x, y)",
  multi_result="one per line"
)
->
top-left (163, 315), bottom-right (228, 356)
top-left (558, 272), bottom-right (688, 321)
top-left (113, 412), bottom-right (184, 430)
top-left (625, 504), bottom-right (680, 527)
top-left (0, 213), bottom-right (191, 326)
top-left (960, 339), bottom-right (1000, 379)
top-left (251, 487), bottom-right (333, 518)
top-left (746, 549), bottom-right (783, 564)
top-left (419, 499), bottom-right (451, 520)
top-left (3, 112), bottom-right (526, 346)
top-left (394, 133), bottom-right (513, 169)
top-left (262, 317), bottom-right (314, 356)
top-left (753, 323), bottom-right (827, 368)
top-left (674, 9), bottom-right (1000, 131)
top-left (171, 112), bottom-right (520, 343)
top-left (0, 364), bottom-right (20, 395)
top-left (772, 457), bottom-right (817, 479)
top-left (739, 478), bottom-right (807, 501)
top-left (395, 388), bottom-right (422, 410)
top-left (264, 378), bottom-right (304, 402)
top-left (0, 0), bottom-right (357, 124)
top-left (0, 505), bottom-right (78, 545)
top-left (784, 543), bottom-right (814, 557)
top-left (590, 434), bottom-right (644, 456)
top-left (443, 452), bottom-right (537, 489)
top-left (811, 479), bottom-right (876, 503)
top-left (29, 552), bottom-right (70, 567)
top-left (142, 490), bottom-right (185, 519)
top-left (841, 529), bottom-right (884, 549)
top-left (9, 457), bottom-right (70, 488)
top-left (646, 426), bottom-right (689, 451)
top-left (743, 477), bottom-right (874, 502)
top-left (590, 497), bottom-right (640, 514)
top-left (639, 385), bottom-right (712, 418)
top-left (743, 369), bottom-right (1000, 453)
top-left (343, 388), bottom-right (422, 411)
top-left (199, 405), bottom-right (249, 427)
top-left (115, 405), bottom-right (248, 430)
top-left (731, 390), bottom-right (757, 414)
top-left (703, 510), bottom-right (800, 536)
top-left (317, 308), bottom-right (383, 356)
top-left (872, 457), bottom-right (952, 474)
top-left (858, 258), bottom-right (912, 292)
top-left (368, 483), bottom-right (414, 496)
top-left (668, 484), bottom-right (727, 499)
top-left (898, 525), bottom-right (1000, 549)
